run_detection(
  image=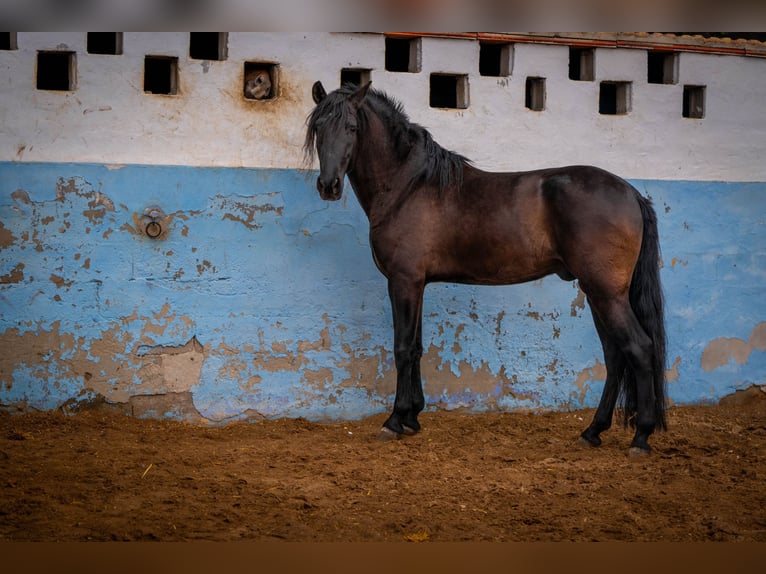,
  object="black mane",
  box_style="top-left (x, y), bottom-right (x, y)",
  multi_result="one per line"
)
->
top-left (304, 84), bottom-right (470, 191)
